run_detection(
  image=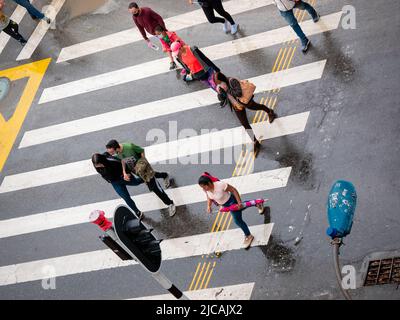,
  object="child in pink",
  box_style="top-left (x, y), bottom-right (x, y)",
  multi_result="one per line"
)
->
top-left (155, 25), bottom-right (186, 71)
